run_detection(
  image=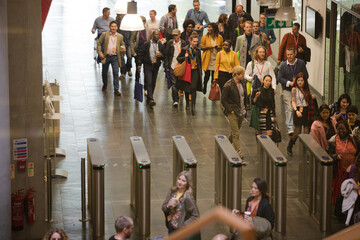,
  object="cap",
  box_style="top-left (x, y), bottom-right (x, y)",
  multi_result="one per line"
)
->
top-left (172, 29), bottom-right (181, 35)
